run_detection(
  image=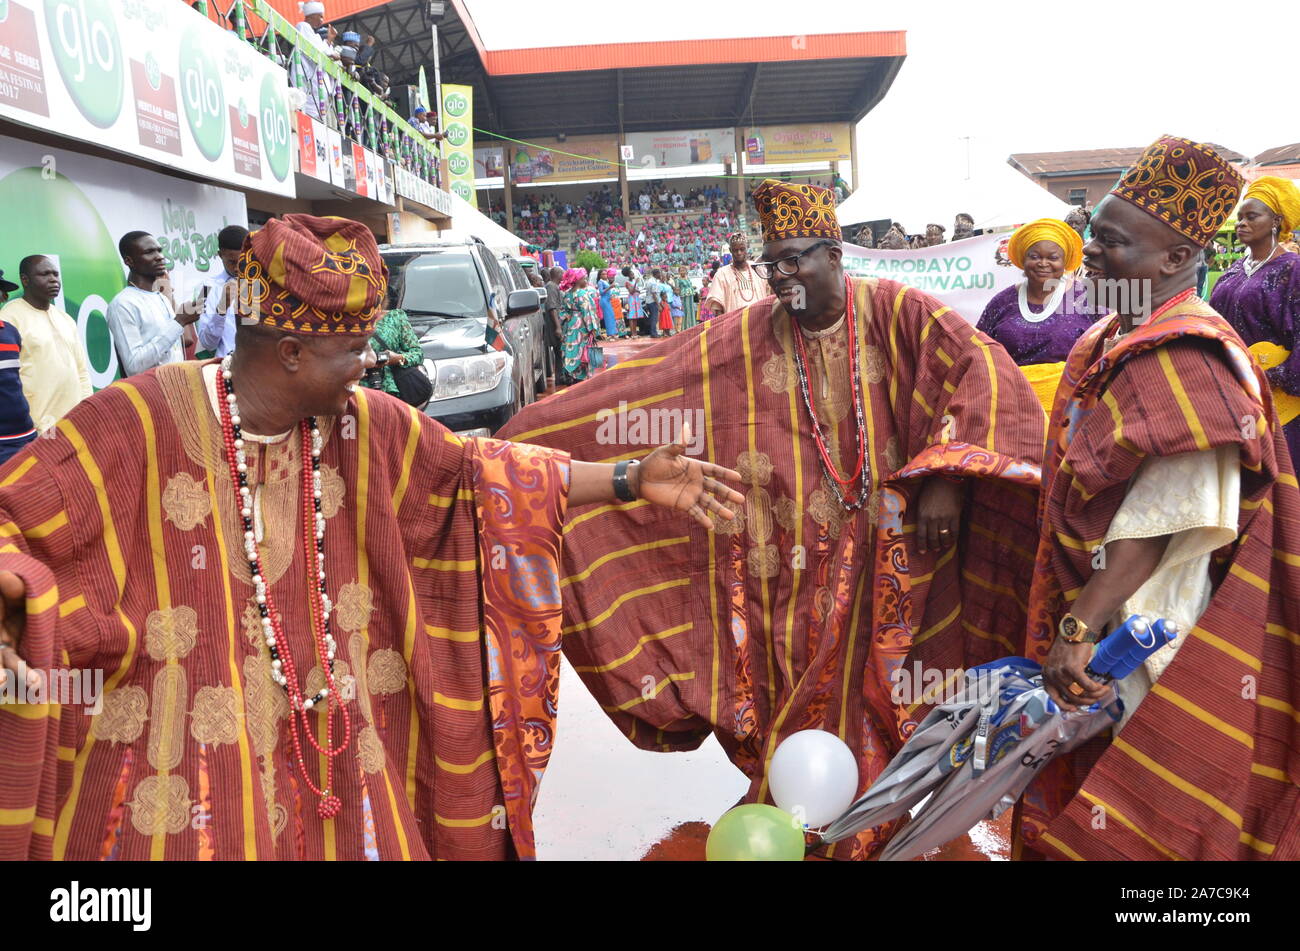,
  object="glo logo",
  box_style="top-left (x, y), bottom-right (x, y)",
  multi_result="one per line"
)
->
top-left (448, 152), bottom-right (470, 176)
top-left (46, 0), bottom-right (124, 129)
top-left (443, 91), bottom-right (469, 118)
top-left (259, 72), bottom-right (291, 181)
top-left (180, 27), bottom-right (226, 161)
top-left (451, 181), bottom-right (473, 201)
top-left (444, 122), bottom-right (469, 148)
